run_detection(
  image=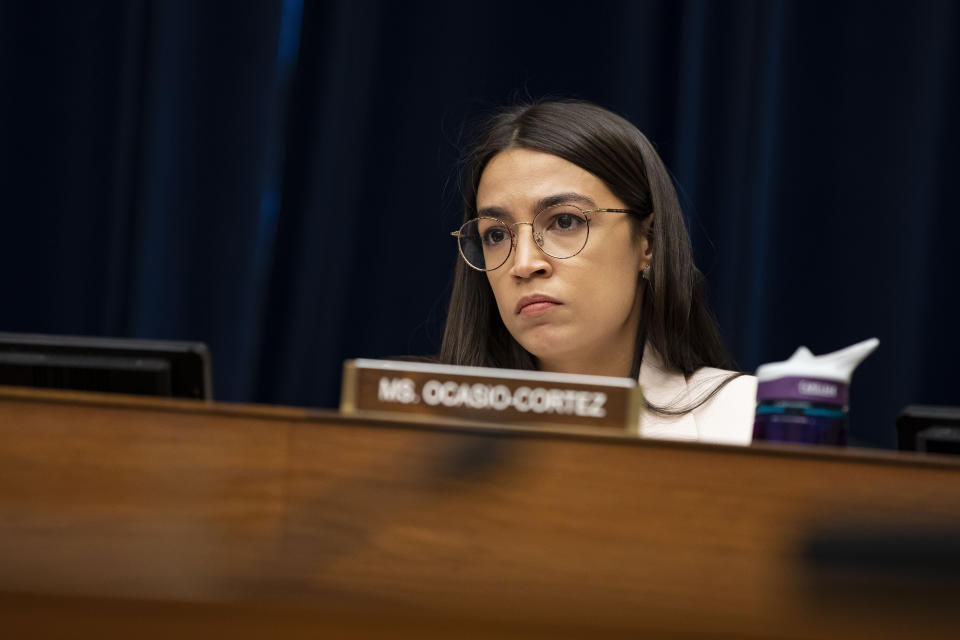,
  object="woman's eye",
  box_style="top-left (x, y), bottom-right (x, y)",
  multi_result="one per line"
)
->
top-left (547, 213), bottom-right (584, 232)
top-left (483, 228), bottom-right (507, 246)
